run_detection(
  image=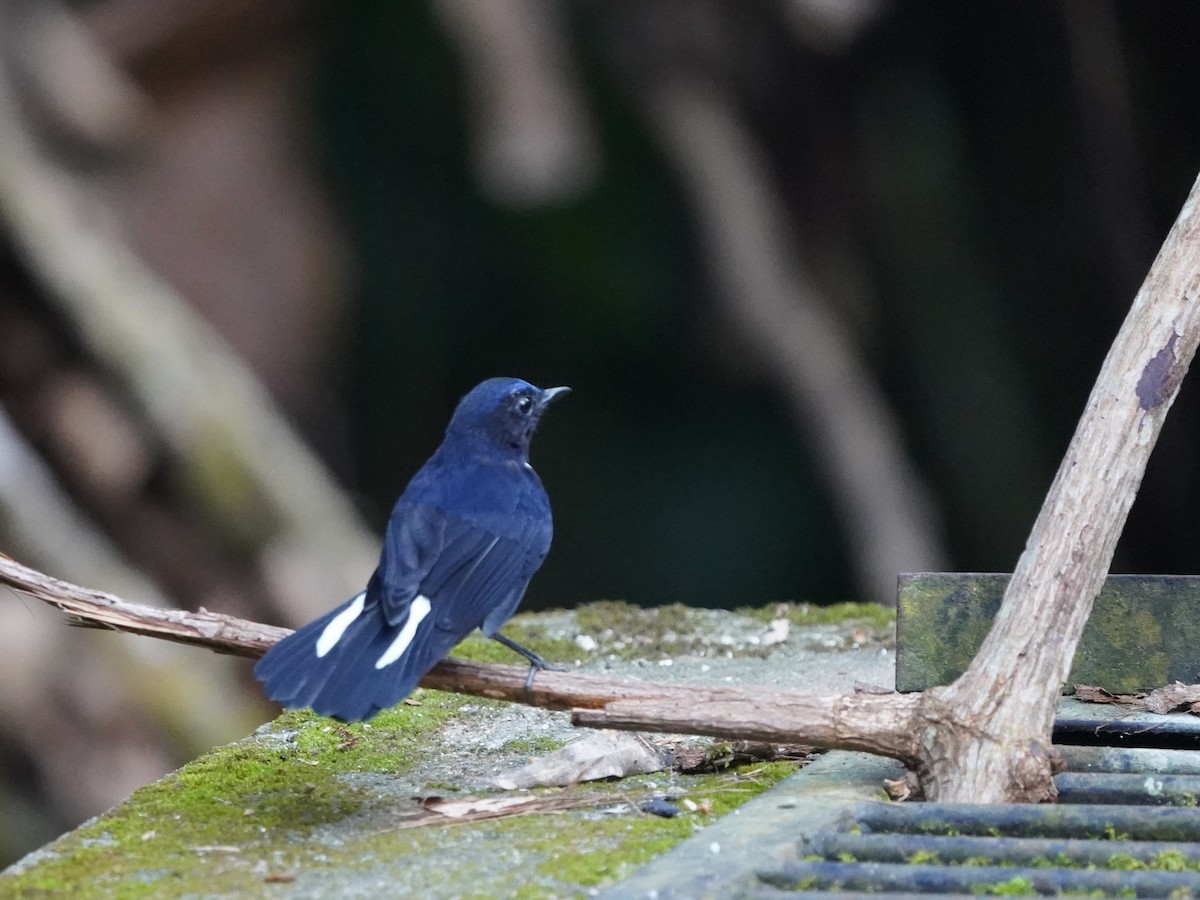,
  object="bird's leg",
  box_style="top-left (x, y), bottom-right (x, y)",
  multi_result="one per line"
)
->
top-left (491, 632), bottom-right (567, 695)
